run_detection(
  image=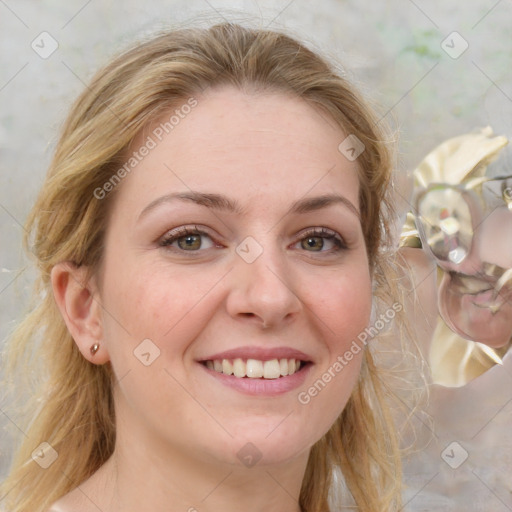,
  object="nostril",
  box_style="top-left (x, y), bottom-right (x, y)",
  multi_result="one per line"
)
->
top-left (239, 312), bottom-right (257, 320)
